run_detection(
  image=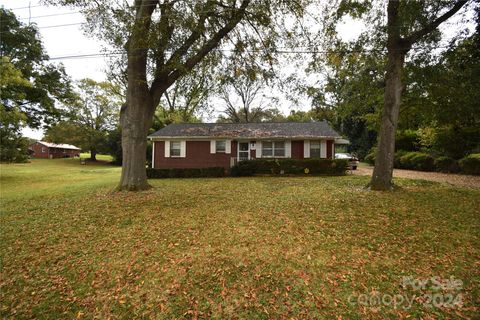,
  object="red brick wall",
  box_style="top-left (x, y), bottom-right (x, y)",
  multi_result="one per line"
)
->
top-left (153, 139), bottom-right (336, 168)
top-left (30, 143), bottom-right (49, 158)
top-left (49, 148), bottom-right (79, 158)
top-left (154, 141), bottom-right (238, 169)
